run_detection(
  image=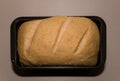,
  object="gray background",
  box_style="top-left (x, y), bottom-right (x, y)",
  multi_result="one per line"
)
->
top-left (0, 0), bottom-right (120, 81)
